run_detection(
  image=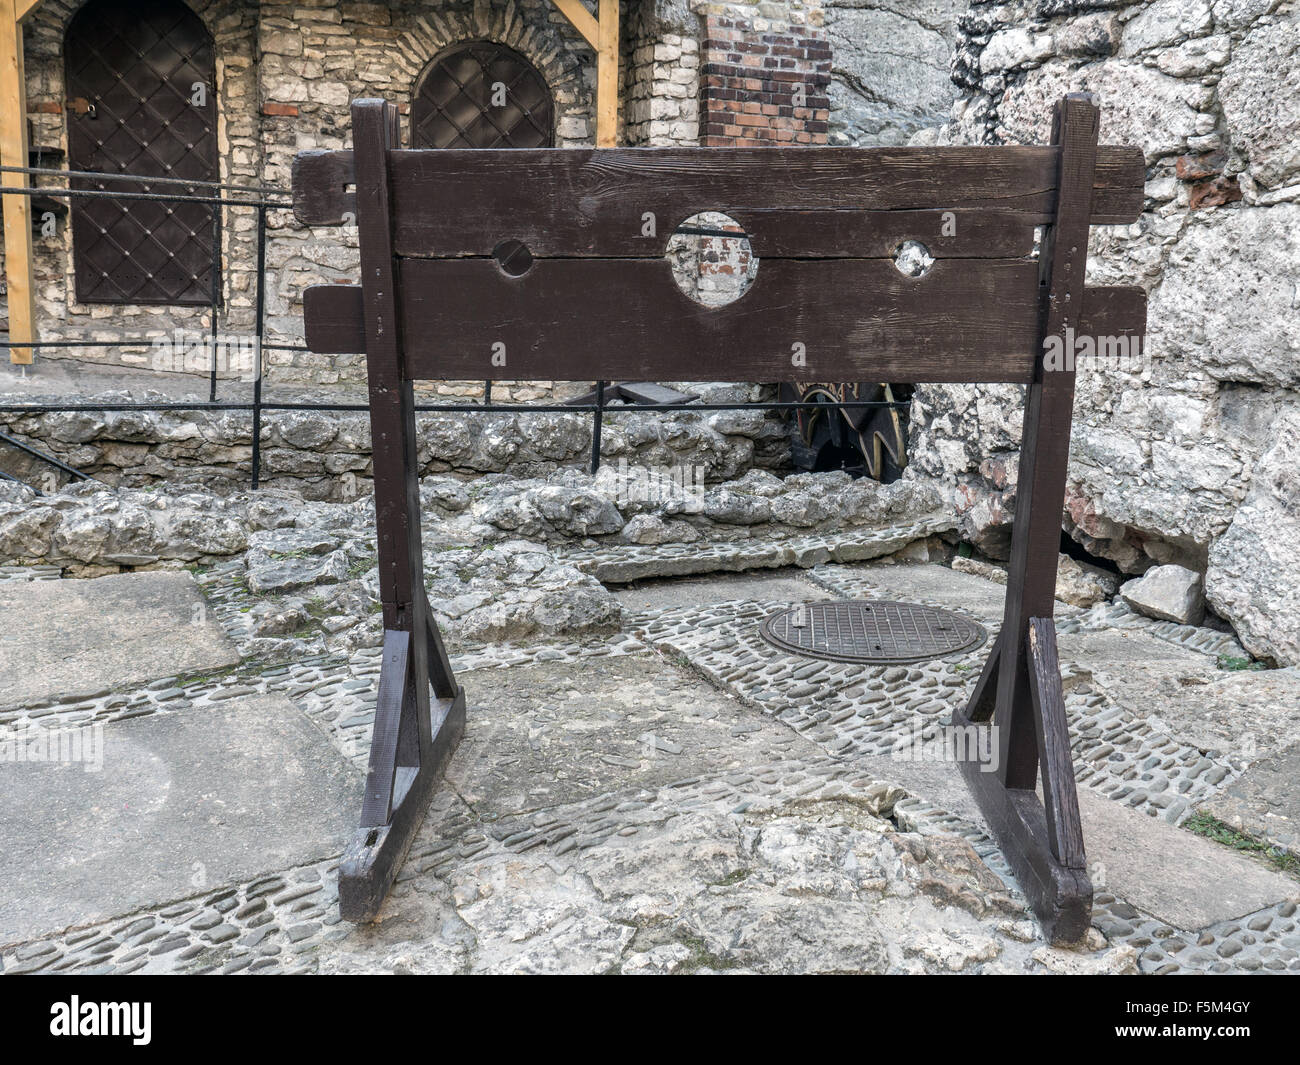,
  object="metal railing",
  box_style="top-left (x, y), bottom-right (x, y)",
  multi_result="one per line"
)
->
top-left (0, 164), bottom-right (908, 488)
